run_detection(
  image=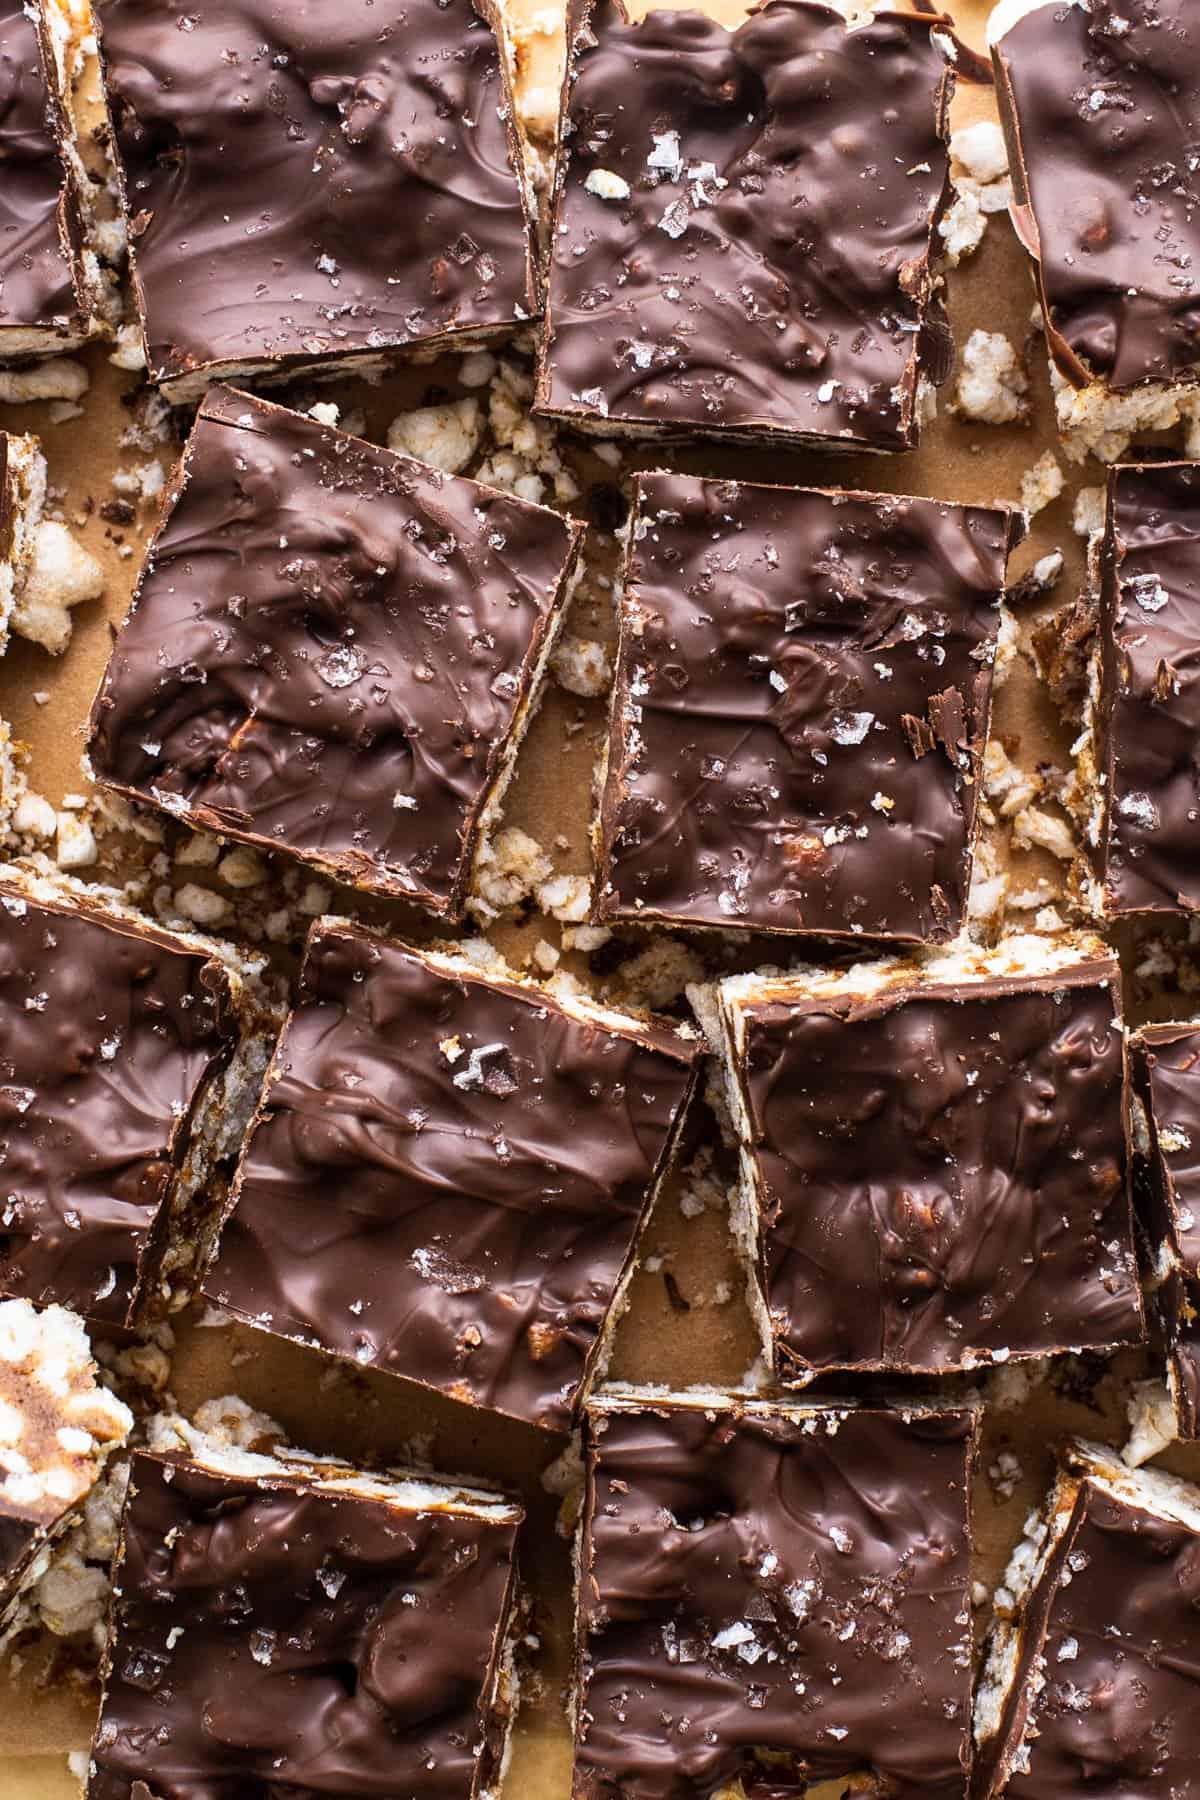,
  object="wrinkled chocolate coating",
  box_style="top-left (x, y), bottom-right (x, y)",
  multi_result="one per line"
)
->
top-left (0, 0), bottom-right (87, 340)
top-left (1099, 461), bottom-right (1200, 913)
top-left (994, 0), bottom-right (1200, 390)
top-left (597, 473), bottom-right (1016, 940)
top-left (981, 1470), bottom-right (1200, 1798)
top-left (575, 1399), bottom-right (976, 1800)
top-left (1133, 1022), bottom-right (1200, 1435)
top-left (0, 884), bottom-right (237, 1325)
top-left (735, 960), bottom-right (1142, 1375)
top-left (536, 0), bottom-right (953, 450)
top-left (96, 0), bottom-right (535, 389)
top-left (206, 921), bottom-right (697, 1430)
top-left (88, 387), bottom-right (581, 917)
top-left (89, 1450), bottom-right (520, 1799)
